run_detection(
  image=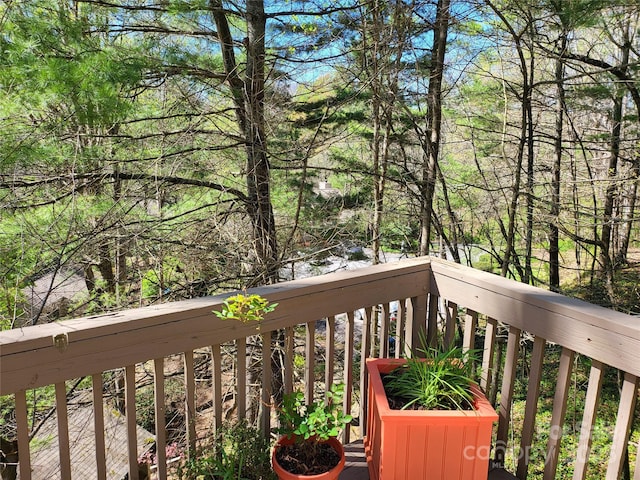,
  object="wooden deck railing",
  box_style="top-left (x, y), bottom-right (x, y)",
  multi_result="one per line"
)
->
top-left (1, 257), bottom-right (639, 479)
top-left (429, 260), bottom-right (640, 480)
